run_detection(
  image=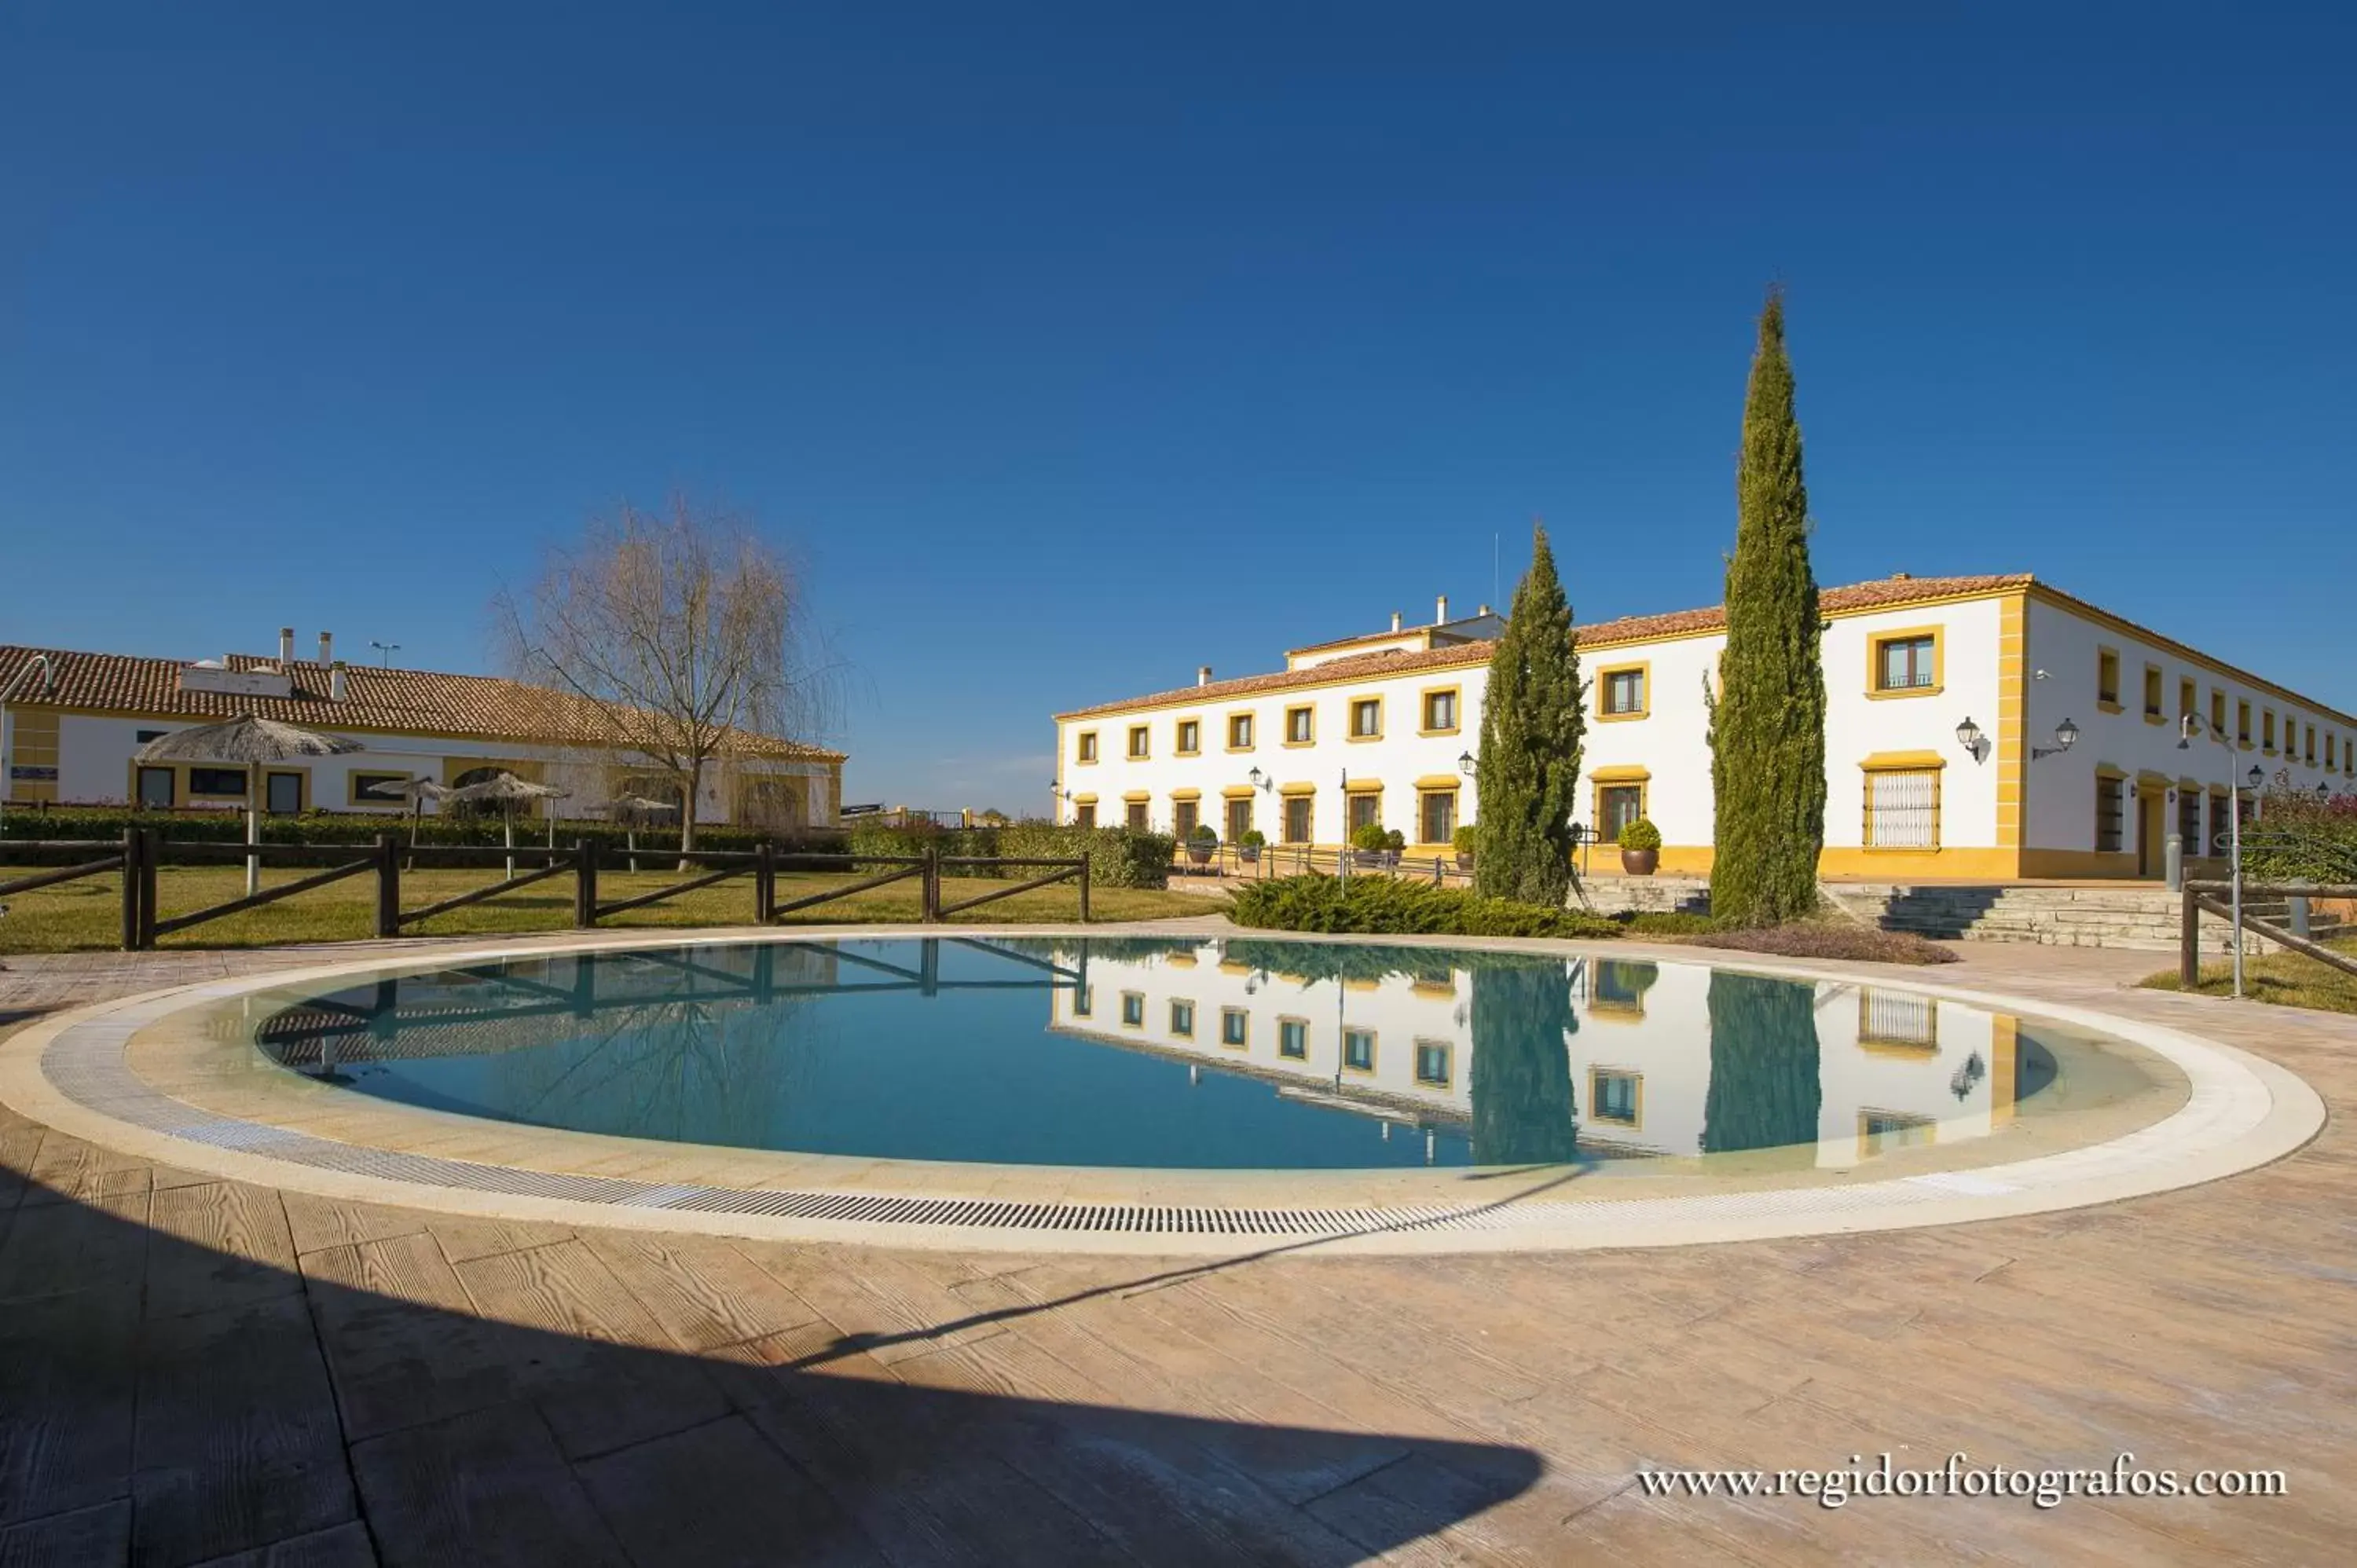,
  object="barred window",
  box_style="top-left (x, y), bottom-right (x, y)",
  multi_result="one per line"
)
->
top-left (2178, 788), bottom-right (2200, 852)
top-left (2095, 777), bottom-right (2124, 853)
top-left (1860, 989), bottom-right (1937, 1049)
top-left (1864, 769), bottom-right (1939, 848)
